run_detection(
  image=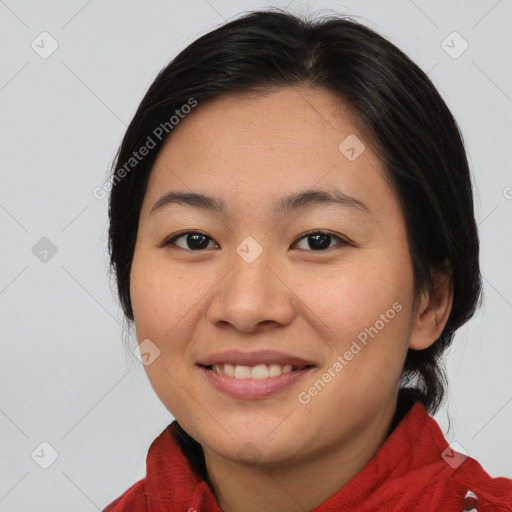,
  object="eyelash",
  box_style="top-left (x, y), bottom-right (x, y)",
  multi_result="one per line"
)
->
top-left (160, 230), bottom-right (351, 252)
